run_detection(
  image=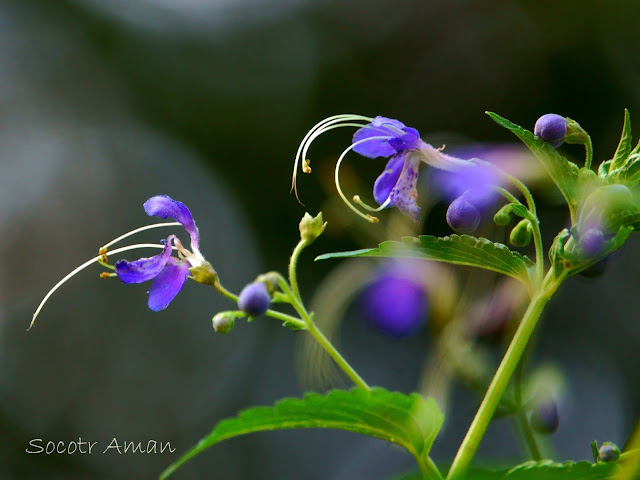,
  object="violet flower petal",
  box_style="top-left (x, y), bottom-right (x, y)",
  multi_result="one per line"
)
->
top-left (144, 195), bottom-right (200, 252)
top-left (390, 155), bottom-right (421, 221)
top-left (147, 257), bottom-right (191, 311)
top-left (115, 236), bottom-right (175, 284)
top-left (373, 153), bottom-right (406, 205)
top-left (352, 117), bottom-right (410, 158)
